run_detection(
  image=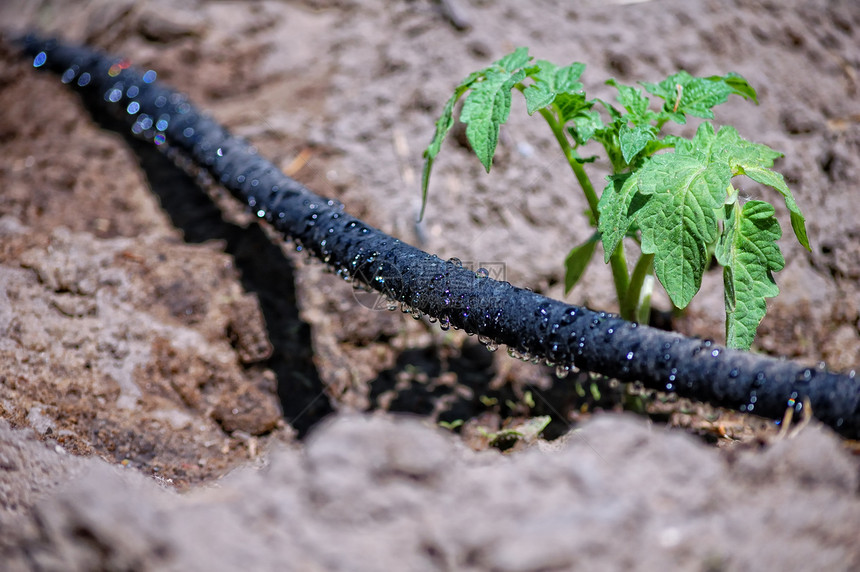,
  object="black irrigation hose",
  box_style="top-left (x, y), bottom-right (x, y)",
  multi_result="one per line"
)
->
top-left (12, 34), bottom-right (860, 439)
